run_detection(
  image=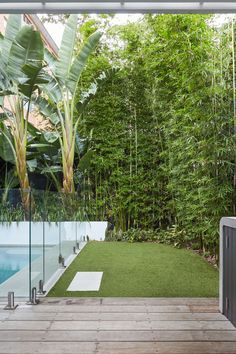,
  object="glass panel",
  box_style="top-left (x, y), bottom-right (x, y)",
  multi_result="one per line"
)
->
top-left (0, 189), bottom-right (84, 299)
top-left (59, 194), bottom-right (79, 265)
top-left (77, 222), bottom-right (86, 243)
top-left (30, 189), bottom-right (44, 293)
top-left (44, 221), bottom-right (60, 286)
top-left (0, 189), bottom-right (30, 299)
top-left (44, 191), bottom-right (60, 286)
